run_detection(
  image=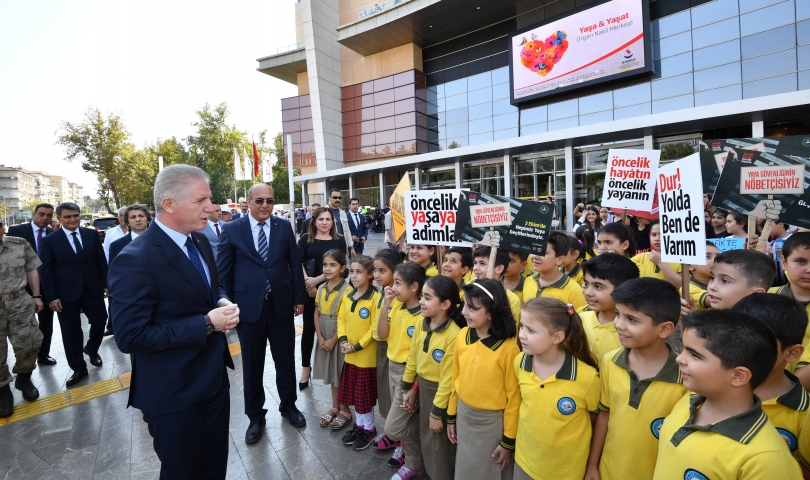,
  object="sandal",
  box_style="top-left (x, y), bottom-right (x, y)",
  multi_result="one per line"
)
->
top-left (320, 407), bottom-right (339, 427)
top-left (329, 411), bottom-right (352, 430)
